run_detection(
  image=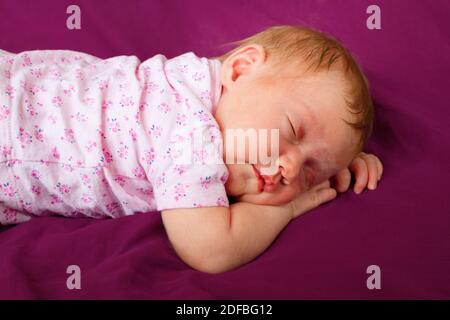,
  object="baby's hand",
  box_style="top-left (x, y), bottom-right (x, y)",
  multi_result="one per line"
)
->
top-left (332, 152), bottom-right (383, 194)
top-left (288, 180), bottom-right (337, 219)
